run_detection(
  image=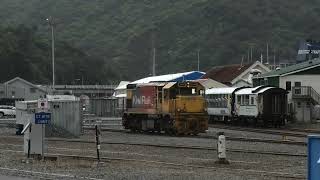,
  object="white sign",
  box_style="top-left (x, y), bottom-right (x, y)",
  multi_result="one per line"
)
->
top-left (38, 98), bottom-right (49, 110)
